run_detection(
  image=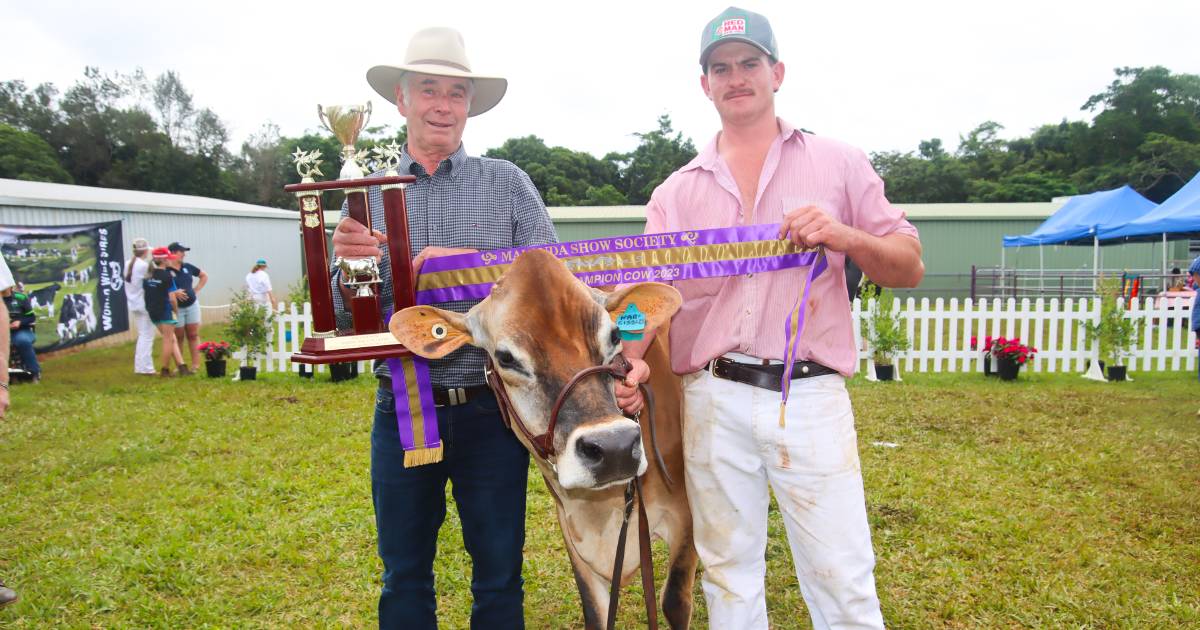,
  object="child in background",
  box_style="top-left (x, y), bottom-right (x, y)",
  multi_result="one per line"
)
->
top-left (144, 247), bottom-right (184, 377)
